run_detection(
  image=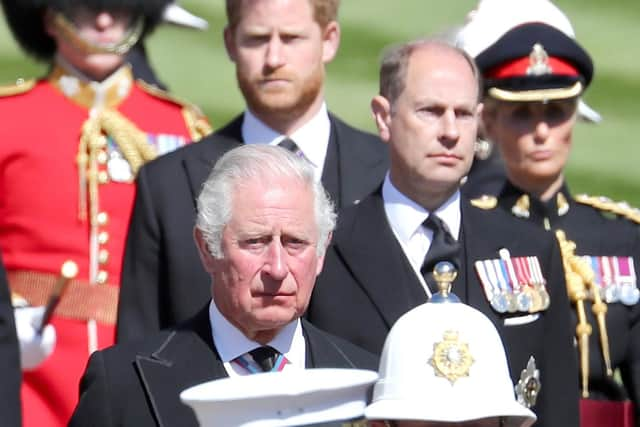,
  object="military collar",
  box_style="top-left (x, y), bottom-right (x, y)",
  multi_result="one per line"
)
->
top-left (499, 181), bottom-right (572, 228)
top-left (48, 60), bottom-right (133, 110)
